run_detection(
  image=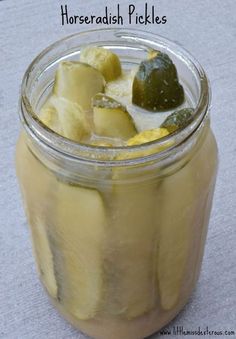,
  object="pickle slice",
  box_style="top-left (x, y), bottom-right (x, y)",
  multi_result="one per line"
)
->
top-left (80, 47), bottom-right (122, 82)
top-left (51, 96), bottom-right (91, 142)
top-left (161, 108), bottom-right (195, 133)
top-left (127, 128), bottom-right (169, 146)
top-left (93, 94), bottom-right (137, 140)
top-left (53, 61), bottom-right (105, 110)
top-left (132, 51), bottom-right (184, 111)
top-left (52, 182), bottom-right (107, 320)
